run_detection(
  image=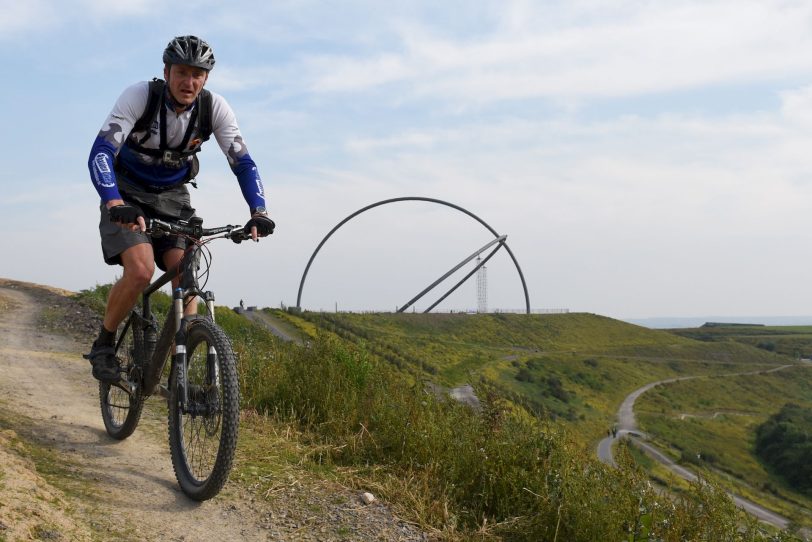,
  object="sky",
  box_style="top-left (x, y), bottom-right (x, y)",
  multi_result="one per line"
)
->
top-left (3, 0), bottom-right (812, 322)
